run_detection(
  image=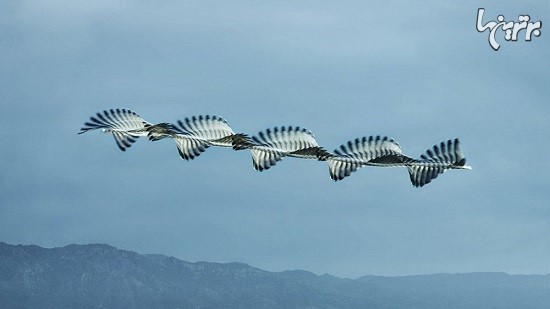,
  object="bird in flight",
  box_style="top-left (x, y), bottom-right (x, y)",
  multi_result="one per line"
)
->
top-left (79, 108), bottom-right (471, 187)
top-left (145, 115), bottom-right (249, 160)
top-left (232, 126), bottom-right (331, 171)
top-left (326, 136), bottom-right (471, 187)
top-left (78, 108), bottom-right (151, 151)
